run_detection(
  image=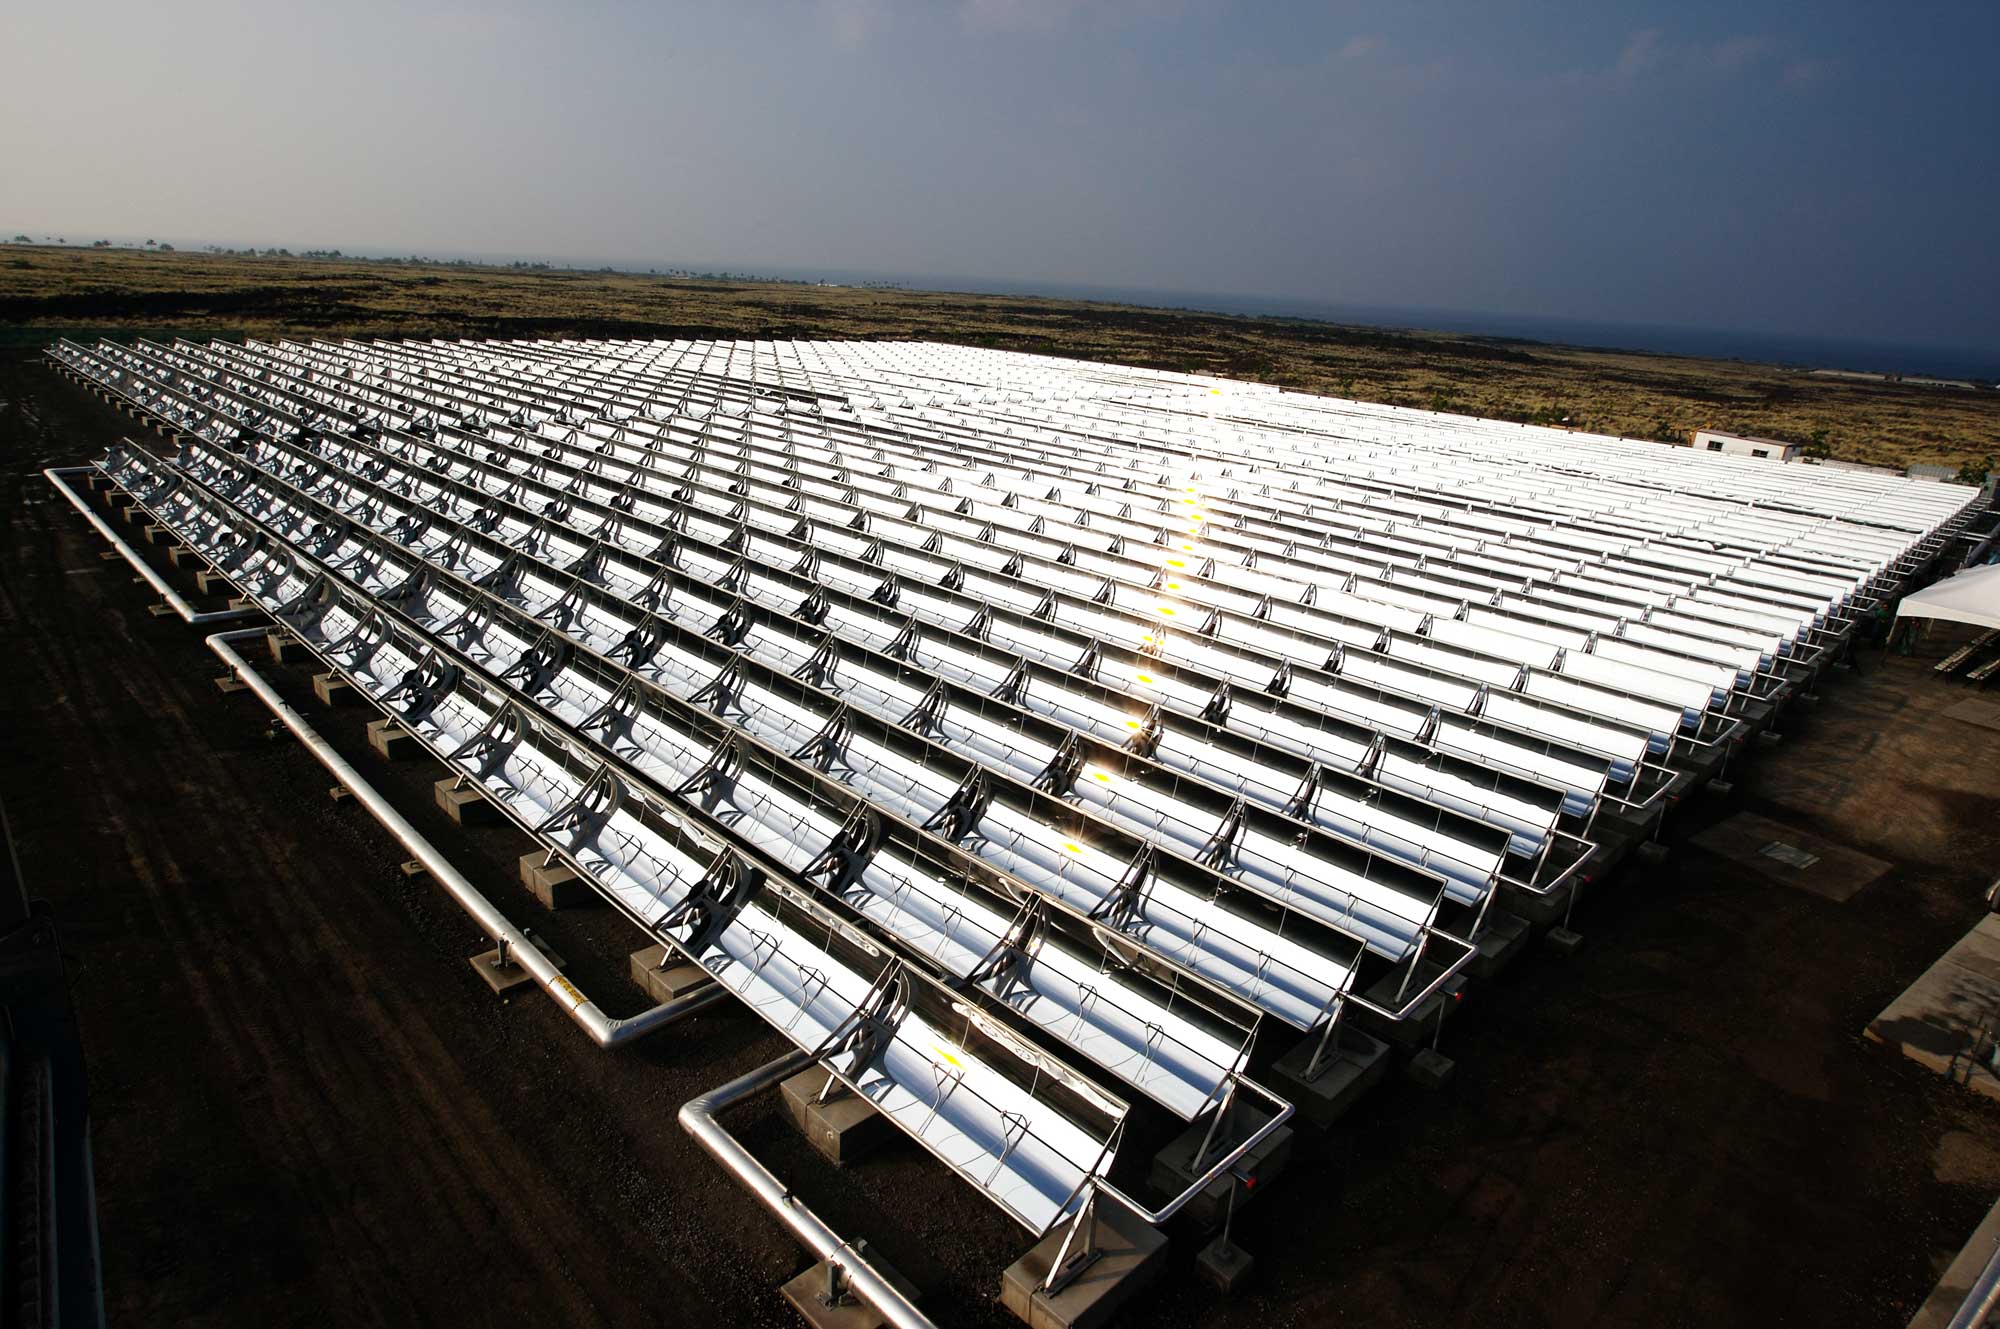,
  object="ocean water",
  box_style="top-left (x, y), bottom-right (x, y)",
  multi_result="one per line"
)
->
top-left (817, 273), bottom-right (2000, 384)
